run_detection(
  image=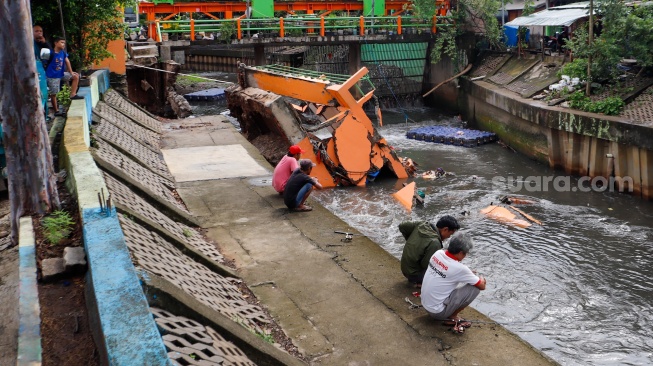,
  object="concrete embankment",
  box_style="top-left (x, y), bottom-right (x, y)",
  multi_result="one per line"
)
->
top-left (161, 115), bottom-right (558, 365)
top-left (455, 53), bottom-right (653, 200)
top-left (14, 69), bottom-right (558, 365)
